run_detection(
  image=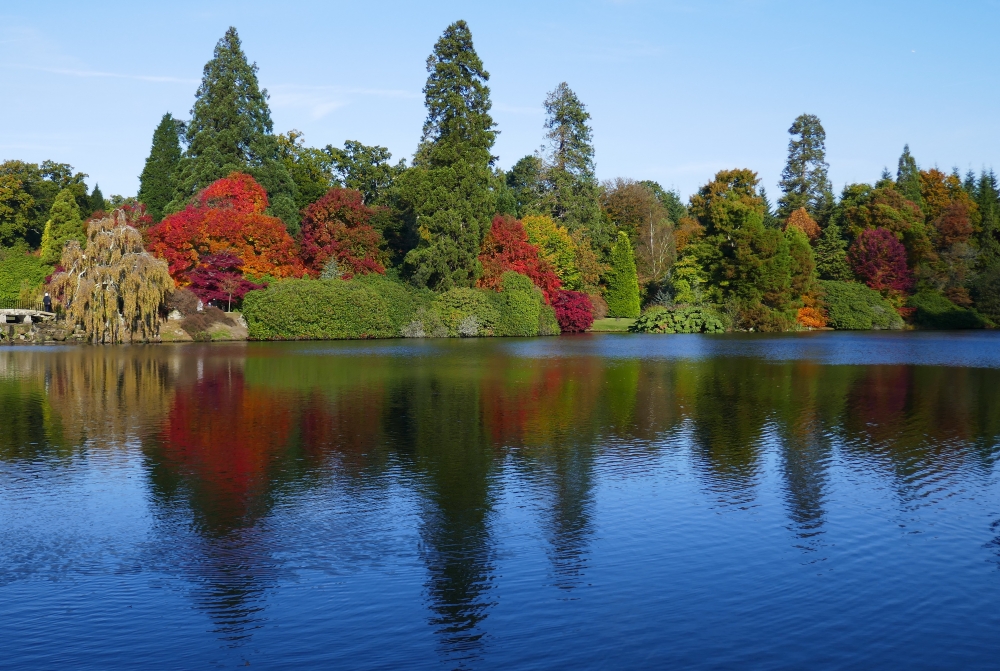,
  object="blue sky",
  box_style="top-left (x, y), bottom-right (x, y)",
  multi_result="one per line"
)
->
top-left (2, 0), bottom-right (998, 201)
